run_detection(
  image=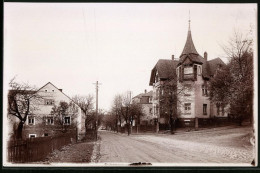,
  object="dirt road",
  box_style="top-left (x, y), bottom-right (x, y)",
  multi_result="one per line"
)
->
top-left (96, 126), bottom-right (254, 164)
